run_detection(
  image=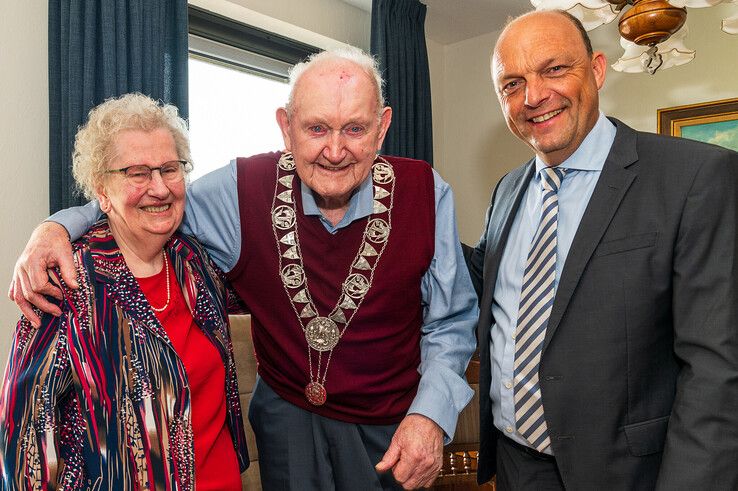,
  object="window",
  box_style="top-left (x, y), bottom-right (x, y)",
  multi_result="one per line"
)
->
top-left (187, 50), bottom-right (289, 181)
top-left (187, 6), bottom-right (318, 180)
